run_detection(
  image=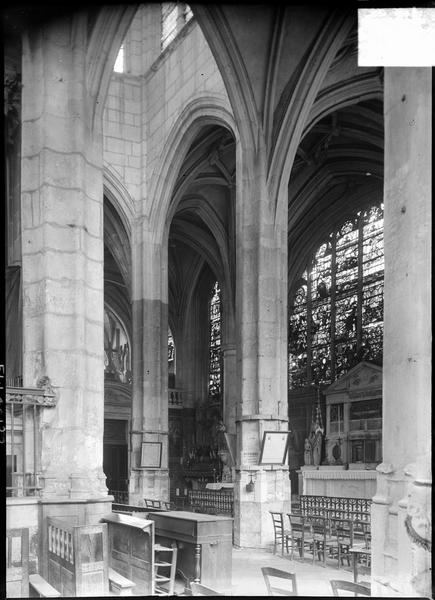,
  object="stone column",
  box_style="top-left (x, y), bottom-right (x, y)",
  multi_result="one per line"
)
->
top-left (233, 143), bottom-right (291, 547)
top-left (221, 343), bottom-right (236, 435)
top-left (21, 18), bottom-right (107, 499)
top-left (372, 68), bottom-right (431, 597)
top-left (129, 227), bottom-right (169, 504)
